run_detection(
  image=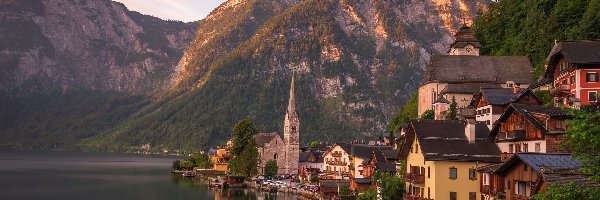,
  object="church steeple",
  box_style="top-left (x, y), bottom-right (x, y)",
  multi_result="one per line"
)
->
top-left (448, 24), bottom-right (482, 56)
top-left (283, 73), bottom-right (300, 175)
